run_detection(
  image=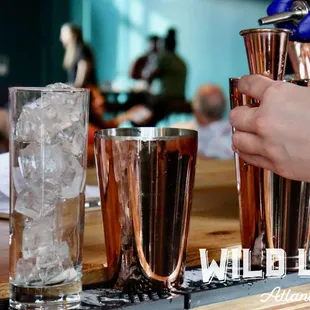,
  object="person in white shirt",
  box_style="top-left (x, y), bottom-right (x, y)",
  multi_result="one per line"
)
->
top-left (172, 84), bottom-right (233, 159)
